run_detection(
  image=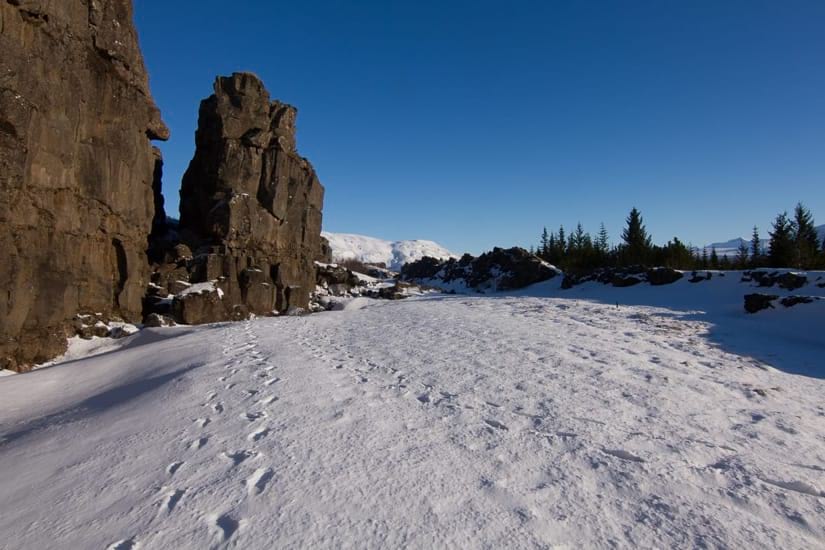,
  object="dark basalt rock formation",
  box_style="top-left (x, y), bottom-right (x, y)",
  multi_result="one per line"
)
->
top-left (163, 73), bottom-right (325, 322)
top-left (402, 248), bottom-right (559, 291)
top-left (744, 293), bottom-right (779, 314)
top-left (561, 267), bottom-right (683, 289)
top-left (744, 271), bottom-right (808, 291)
top-left (0, 0), bottom-right (168, 371)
